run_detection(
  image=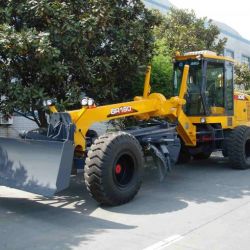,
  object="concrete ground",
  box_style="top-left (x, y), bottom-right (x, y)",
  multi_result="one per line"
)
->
top-left (1, 153), bottom-right (250, 250)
